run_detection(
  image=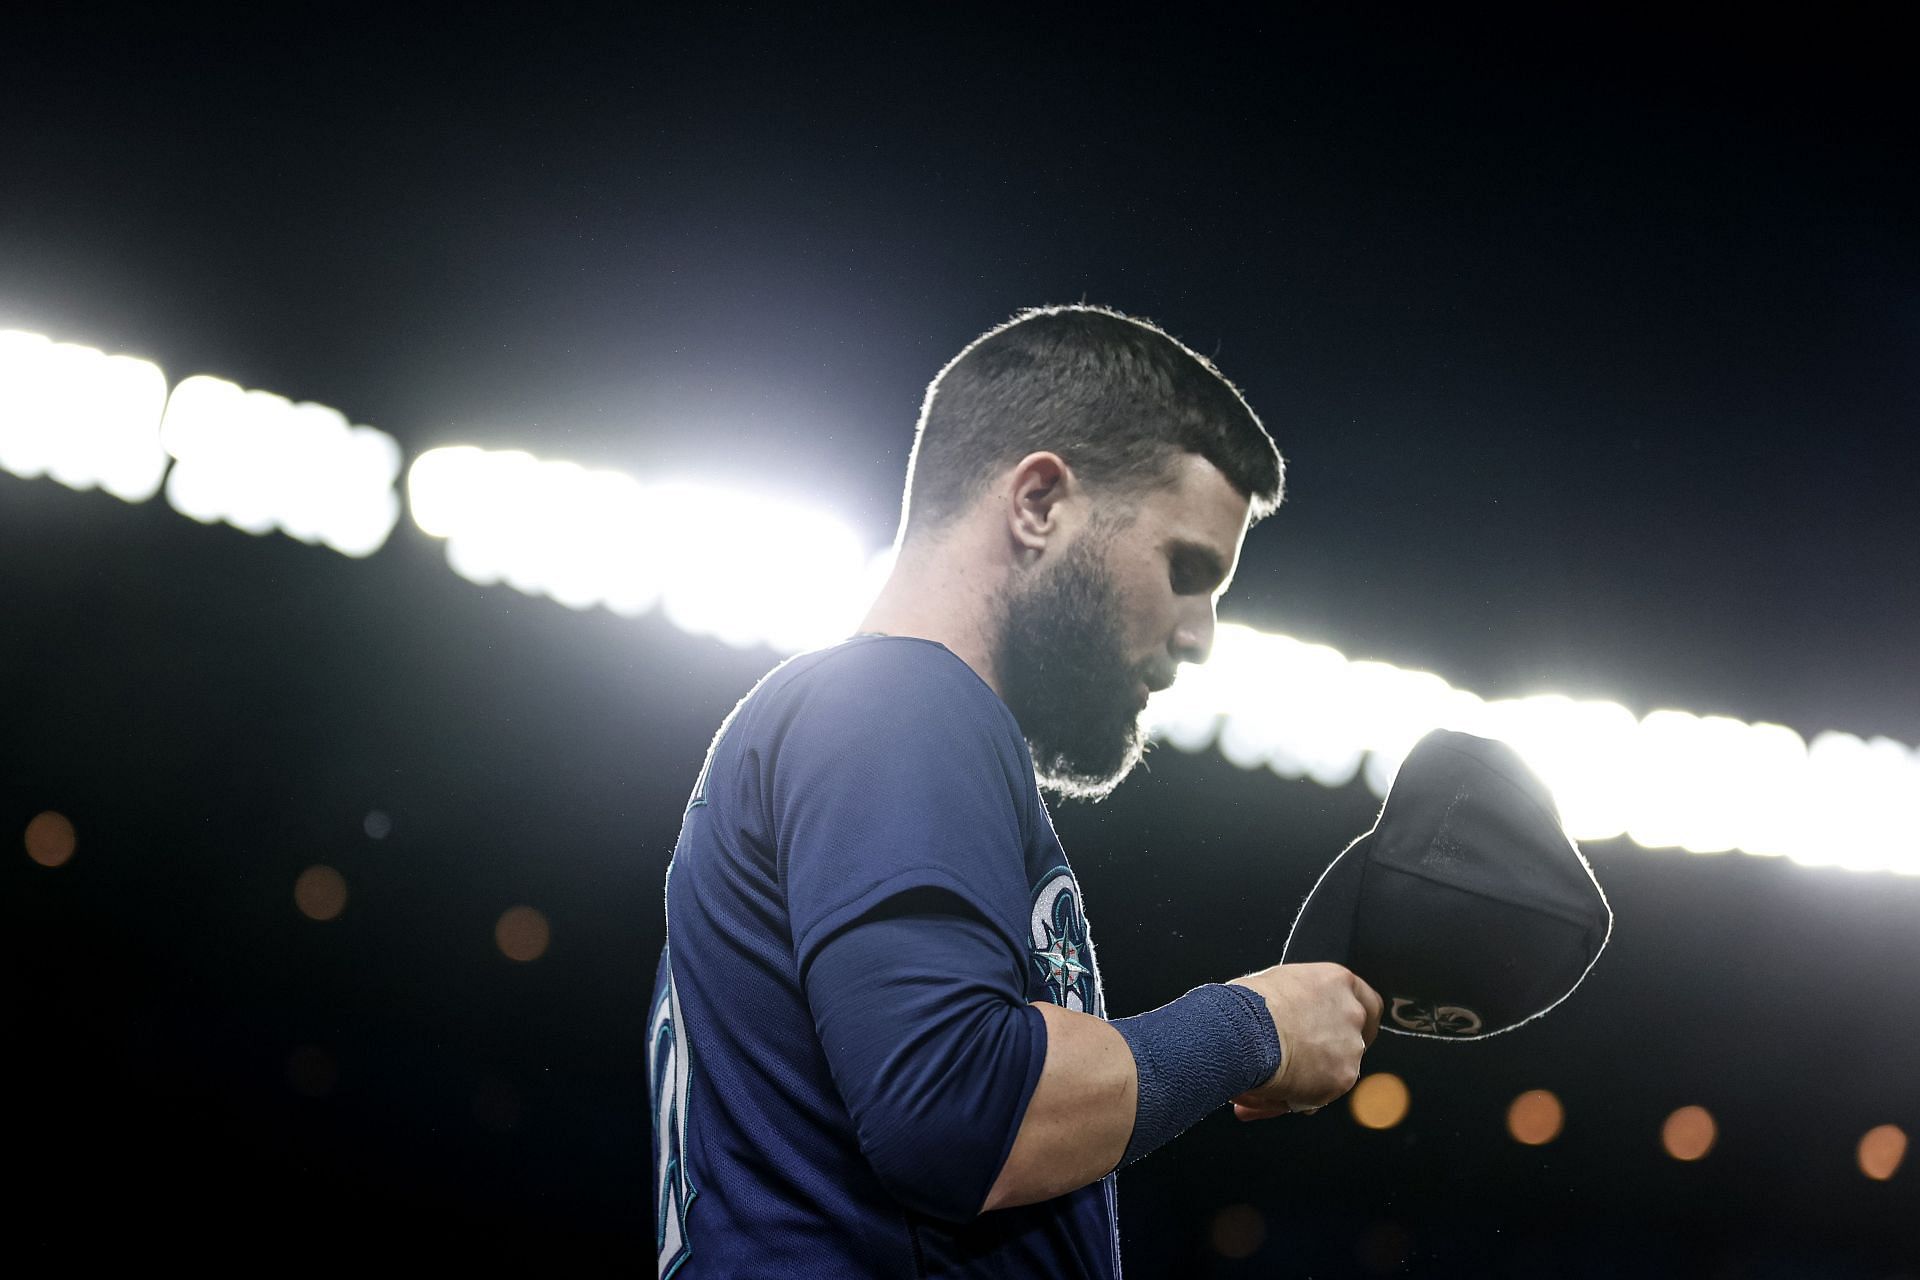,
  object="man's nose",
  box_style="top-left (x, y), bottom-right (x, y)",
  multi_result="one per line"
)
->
top-left (1171, 600), bottom-right (1216, 666)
